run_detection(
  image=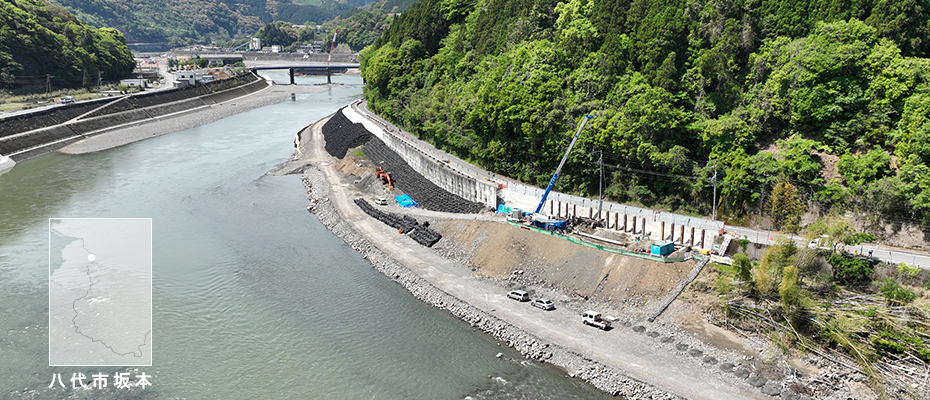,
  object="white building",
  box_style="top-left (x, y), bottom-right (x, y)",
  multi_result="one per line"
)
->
top-left (173, 72), bottom-right (206, 87)
top-left (249, 37), bottom-right (261, 51)
top-left (119, 78), bottom-right (148, 88)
